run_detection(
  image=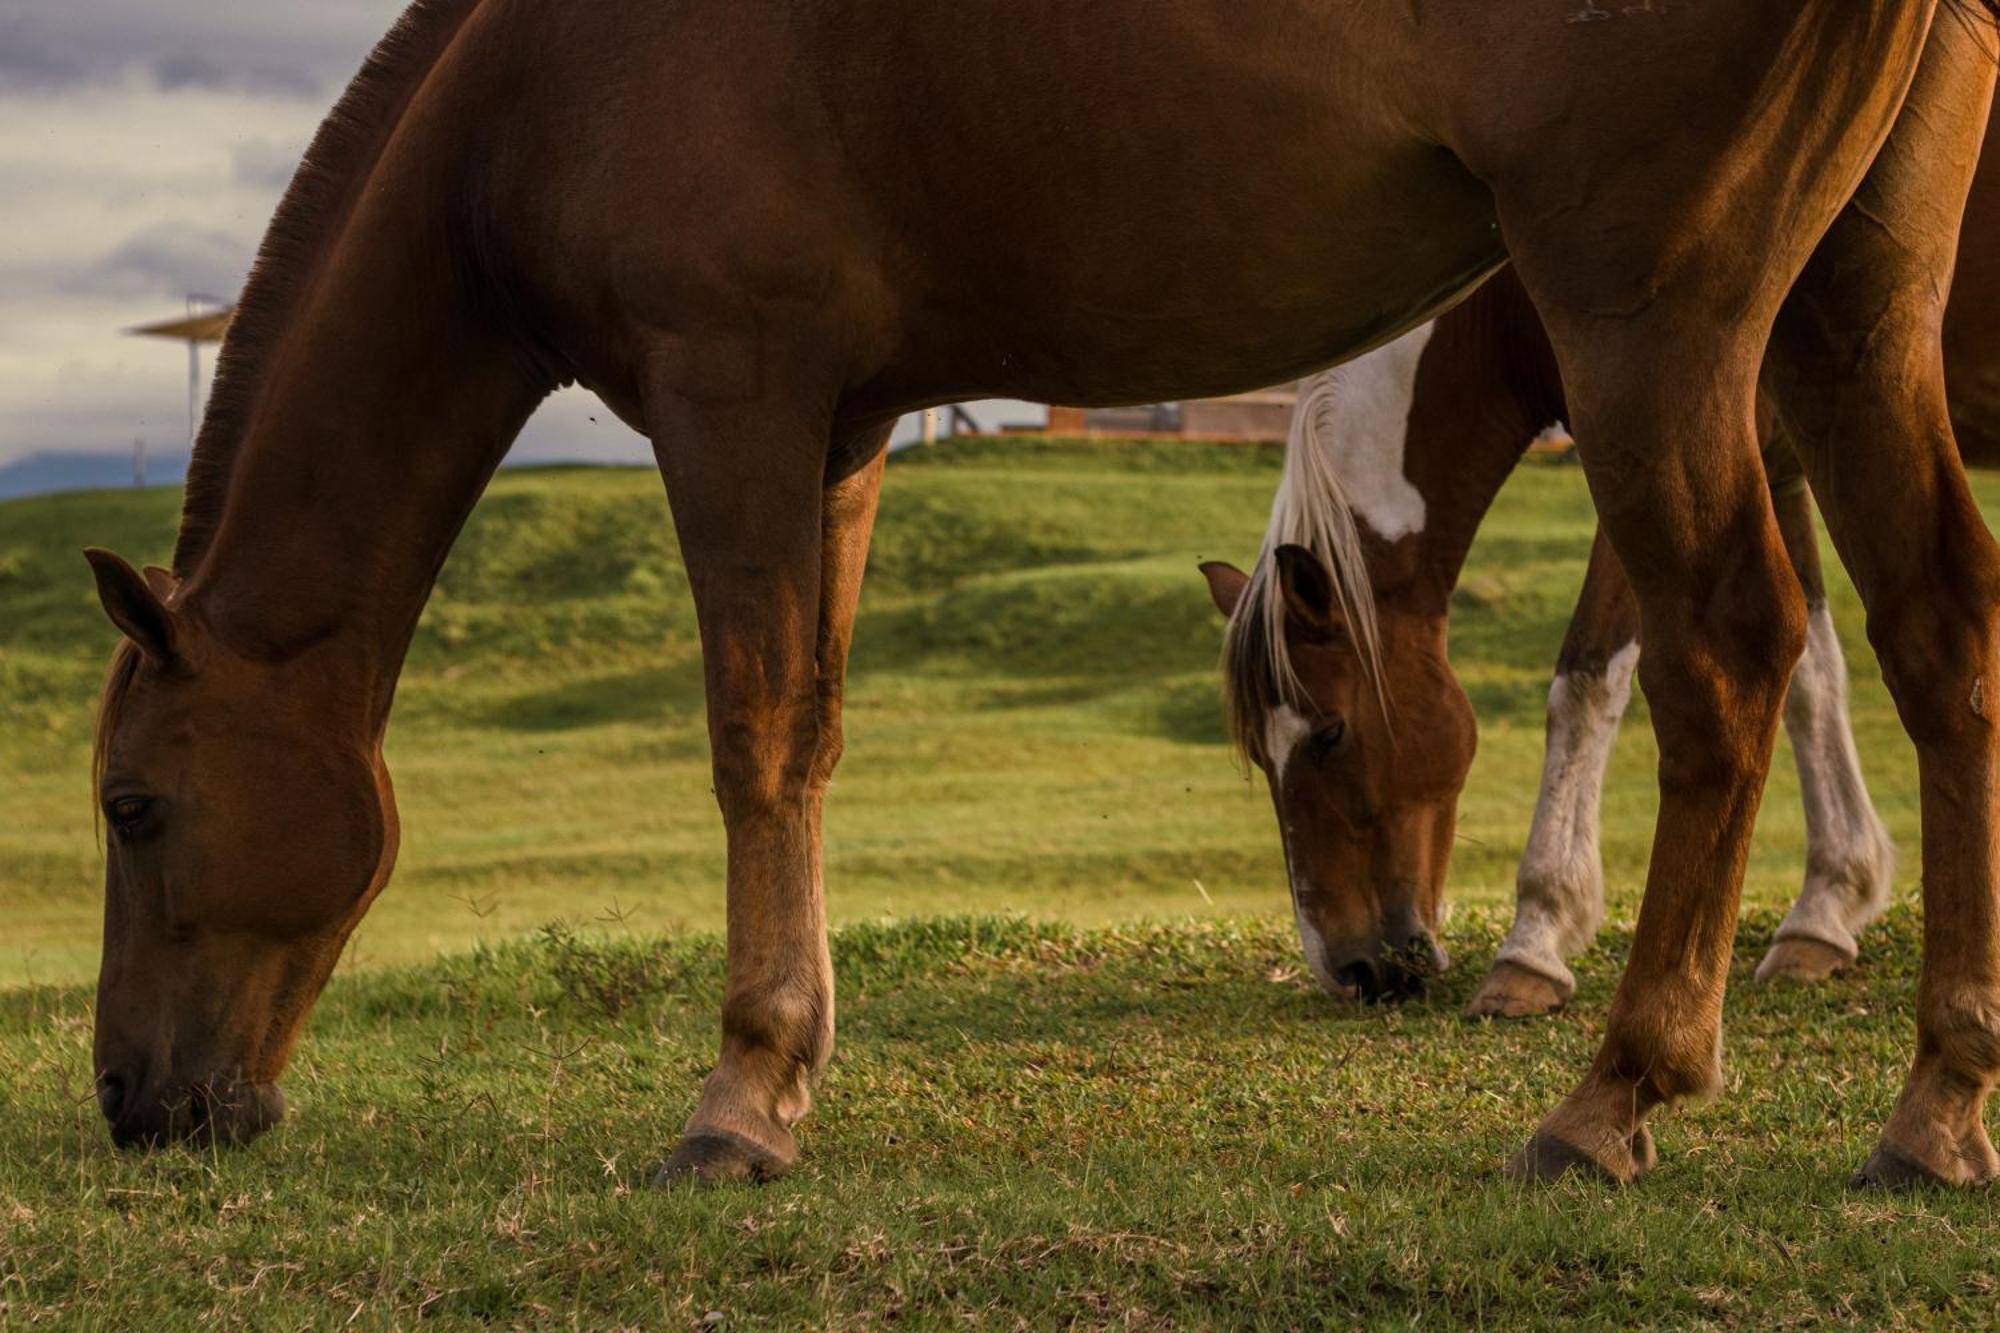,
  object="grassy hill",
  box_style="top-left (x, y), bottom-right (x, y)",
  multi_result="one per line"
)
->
top-left (4, 439), bottom-right (2000, 1324)
top-left (2, 437), bottom-right (1540, 985)
top-left (0, 436), bottom-right (1954, 987)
